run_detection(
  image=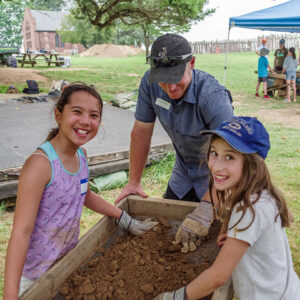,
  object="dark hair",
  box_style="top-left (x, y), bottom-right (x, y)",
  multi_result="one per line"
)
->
top-left (46, 83), bottom-right (103, 141)
top-left (208, 135), bottom-right (290, 235)
top-left (289, 47), bottom-right (296, 59)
